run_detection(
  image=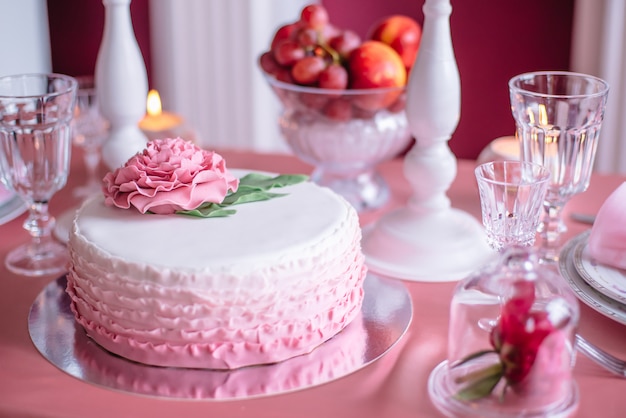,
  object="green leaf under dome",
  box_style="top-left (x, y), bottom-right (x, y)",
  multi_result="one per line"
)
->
top-left (177, 173), bottom-right (308, 218)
